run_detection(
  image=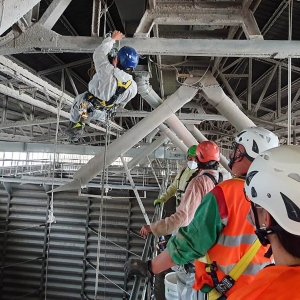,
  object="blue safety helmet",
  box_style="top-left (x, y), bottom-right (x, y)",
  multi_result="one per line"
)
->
top-left (117, 46), bottom-right (139, 69)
